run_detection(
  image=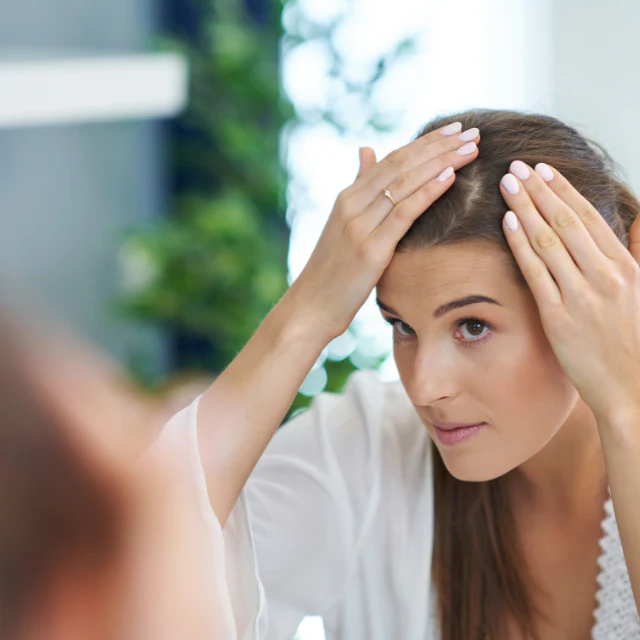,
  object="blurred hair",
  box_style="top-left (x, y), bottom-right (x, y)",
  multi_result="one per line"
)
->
top-left (398, 108), bottom-right (640, 640)
top-left (0, 310), bottom-right (123, 638)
